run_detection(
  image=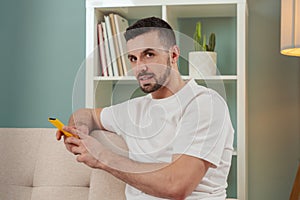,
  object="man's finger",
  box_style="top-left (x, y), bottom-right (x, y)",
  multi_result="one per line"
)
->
top-left (70, 145), bottom-right (84, 155)
top-left (62, 126), bottom-right (81, 138)
top-left (65, 136), bottom-right (81, 146)
top-left (63, 126), bottom-right (78, 134)
top-left (56, 130), bottom-right (63, 141)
